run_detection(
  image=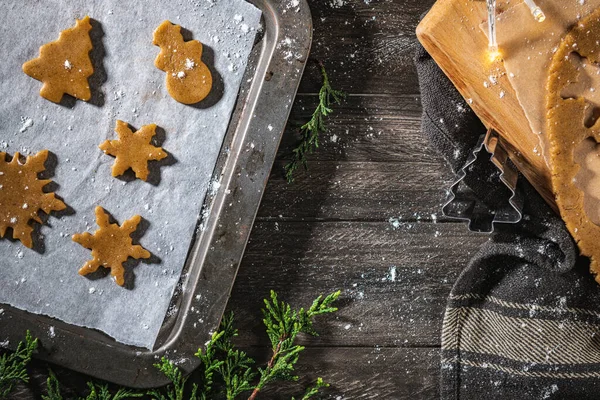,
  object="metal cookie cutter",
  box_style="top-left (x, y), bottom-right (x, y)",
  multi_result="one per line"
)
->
top-left (442, 129), bottom-right (524, 233)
